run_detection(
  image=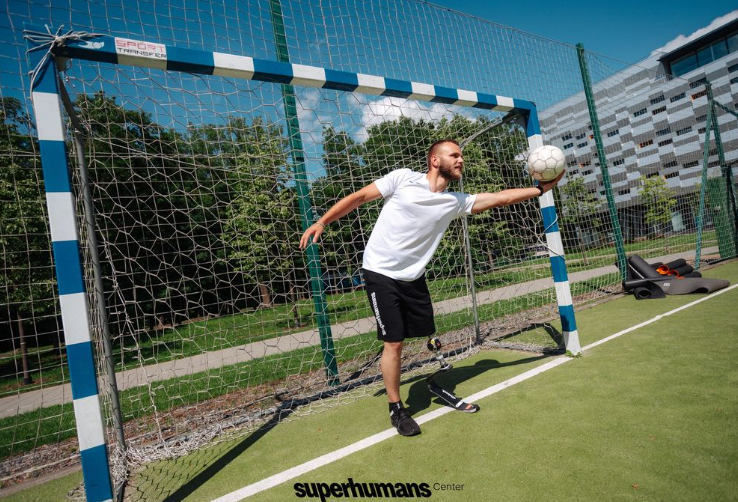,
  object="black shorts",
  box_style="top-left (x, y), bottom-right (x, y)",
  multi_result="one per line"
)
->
top-left (363, 268), bottom-right (436, 342)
